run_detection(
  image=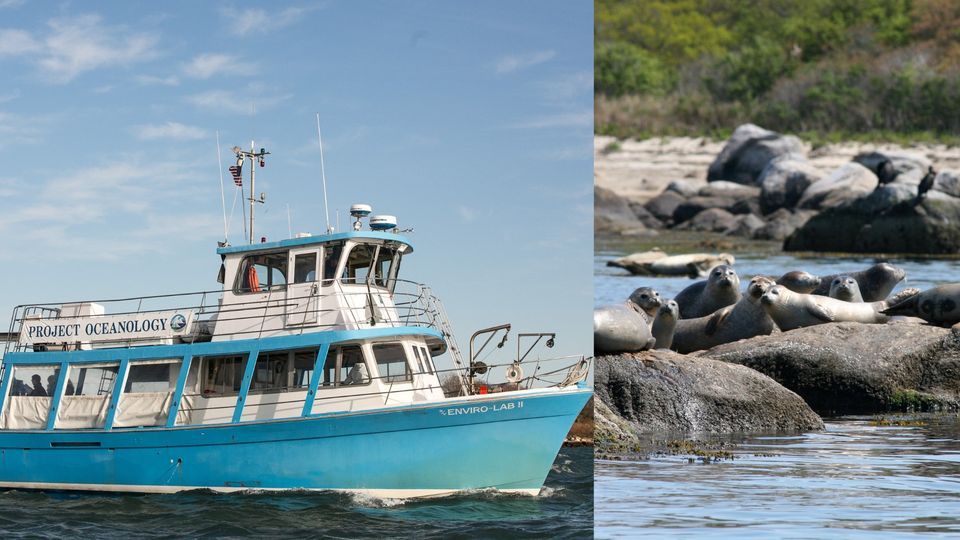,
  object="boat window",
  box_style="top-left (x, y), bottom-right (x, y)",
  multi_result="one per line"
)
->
top-left (56, 362), bottom-right (120, 430)
top-left (320, 345), bottom-right (369, 387)
top-left (2, 365), bottom-right (58, 430)
top-left (342, 244), bottom-right (377, 285)
top-left (321, 243), bottom-right (344, 285)
top-left (251, 347), bottom-right (318, 393)
top-left (114, 359), bottom-right (182, 429)
top-left (373, 245), bottom-right (399, 288)
top-left (293, 252), bottom-right (318, 283)
top-left (373, 343), bottom-right (412, 383)
top-left (420, 346), bottom-right (436, 375)
top-left (201, 354), bottom-right (248, 396)
top-left (236, 252), bottom-right (288, 293)
top-left (412, 346), bottom-right (426, 373)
